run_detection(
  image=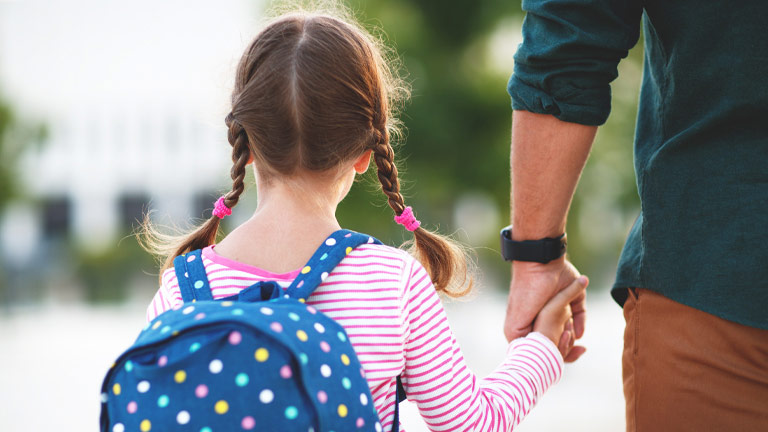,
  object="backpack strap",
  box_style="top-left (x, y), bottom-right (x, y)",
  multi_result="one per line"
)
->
top-left (285, 229), bottom-right (381, 301)
top-left (391, 376), bottom-right (407, 432)
top-left (172, 249), bottom-right (213, 303)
